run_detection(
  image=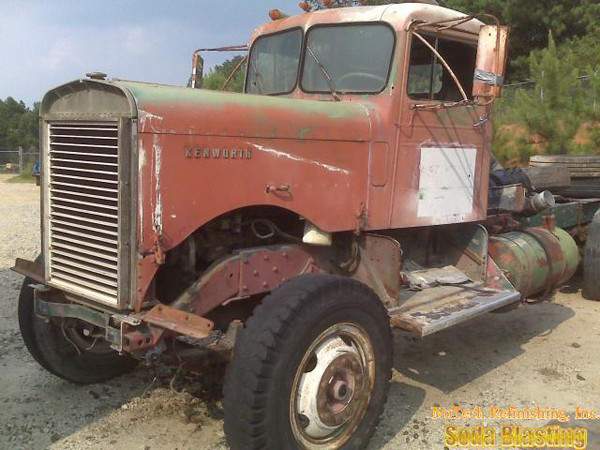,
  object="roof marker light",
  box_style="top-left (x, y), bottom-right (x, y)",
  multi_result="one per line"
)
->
top-left (269, 9), bottom-right (289, 20)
